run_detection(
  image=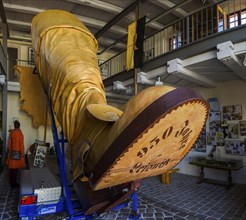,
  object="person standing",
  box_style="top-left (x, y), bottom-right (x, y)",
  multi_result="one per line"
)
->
top-left (6, 120), bottom-right (25, 187)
